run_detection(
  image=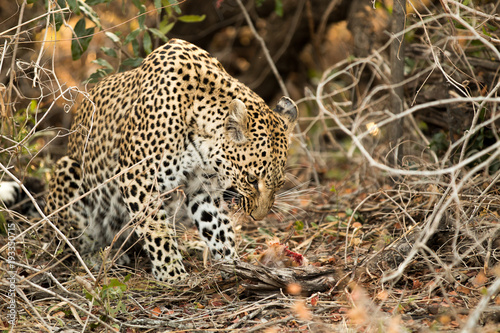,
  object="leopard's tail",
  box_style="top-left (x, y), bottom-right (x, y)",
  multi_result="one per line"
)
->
top-left (0, 177), bottom-right (45, 218)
